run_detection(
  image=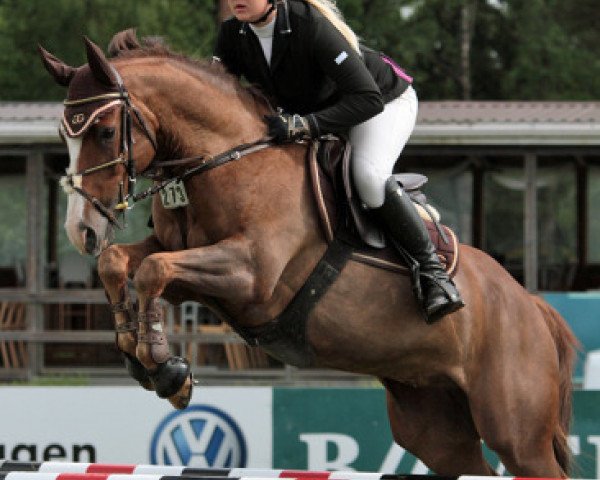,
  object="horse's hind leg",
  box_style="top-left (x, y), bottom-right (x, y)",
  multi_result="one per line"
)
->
top-left (383, 379), bottom-right (495, 476)
top-left (468, 344), bottom-right (565, 477)
top-left (98, 235), bottom-right (164, 391)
